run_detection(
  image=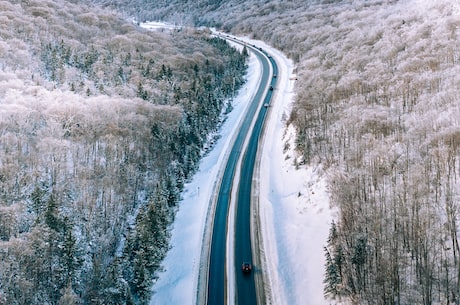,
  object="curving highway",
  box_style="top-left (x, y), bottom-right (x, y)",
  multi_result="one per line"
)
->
top-left (206, 35), bottom-right (278, 305)
top-left (234, 50), bottom-right (278, 305)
